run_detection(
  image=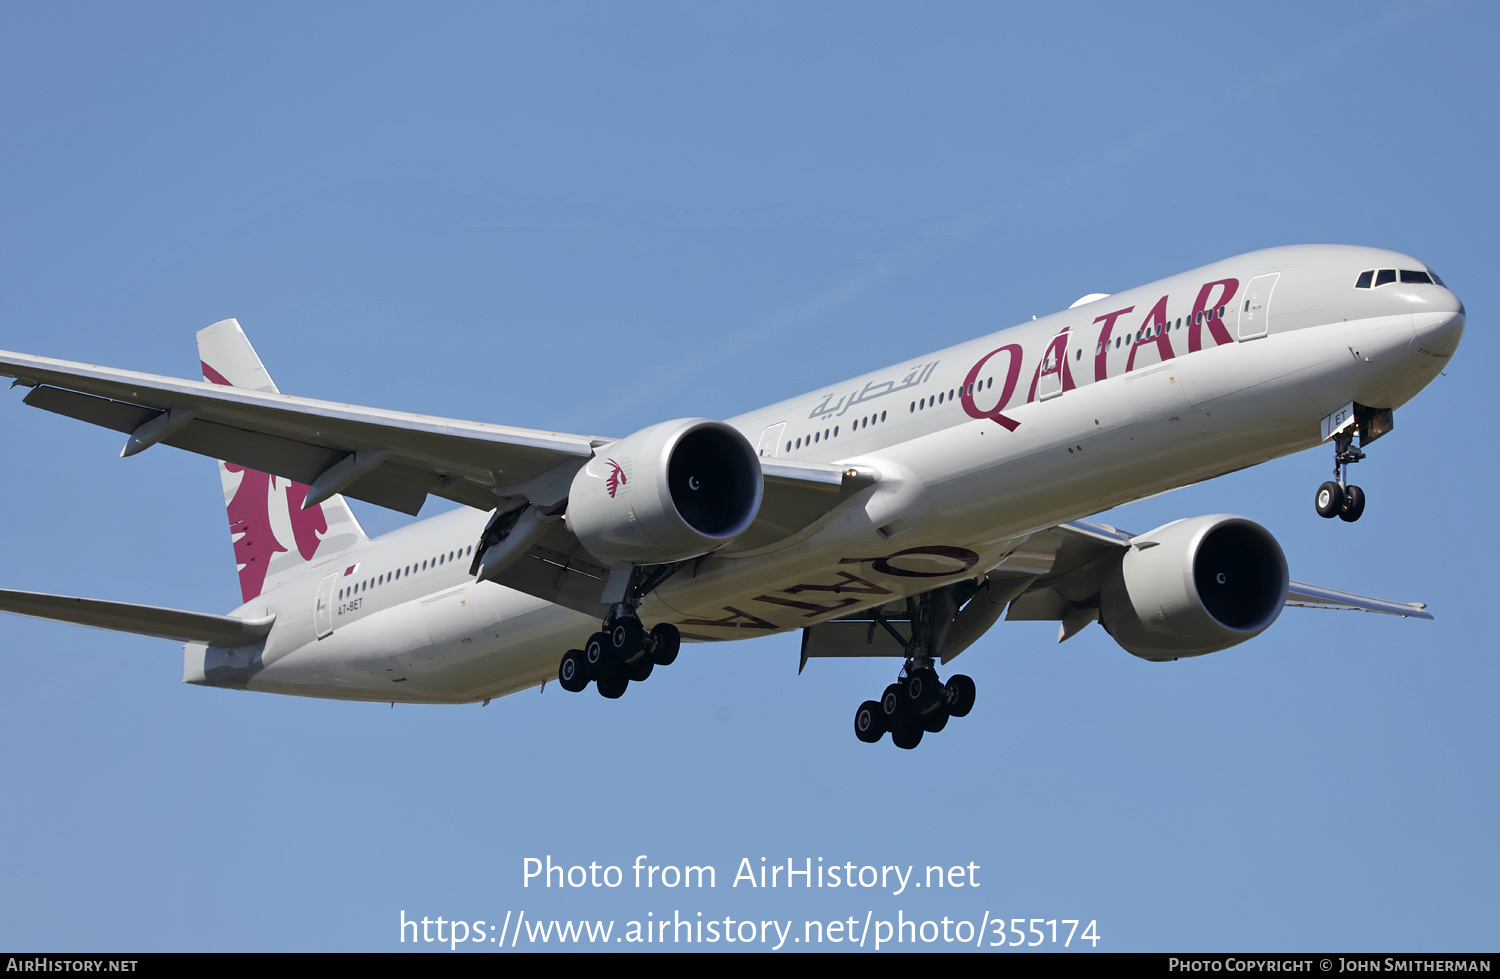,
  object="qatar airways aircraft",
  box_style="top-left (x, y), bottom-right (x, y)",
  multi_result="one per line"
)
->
top-left (0, 245), bottom-right (1465, 747)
